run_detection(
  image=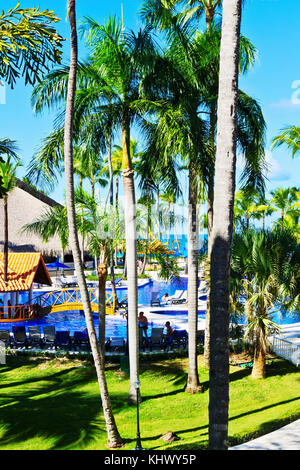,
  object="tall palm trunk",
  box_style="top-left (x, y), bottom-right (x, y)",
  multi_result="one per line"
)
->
top-left (3, 196), bottom-right (8, 283)
top-left (107, 130), bottom-right (118, 307)
top-left (204, 103), bottom-right (216, 369)
top-left (209, 0), bottom-right (242, 450)
top-left (186, 164), bottom-right (201, 393)
top-left (114, 176), bottom-right (119, 265)
top-left (64, 0), bottom-right (123, 448)
top-left (98, 261), bottom-right (108, 355)
top-left (251, 329), bottom-right (266, 379)
top-left (121, 120), bottom-right (139, 404)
